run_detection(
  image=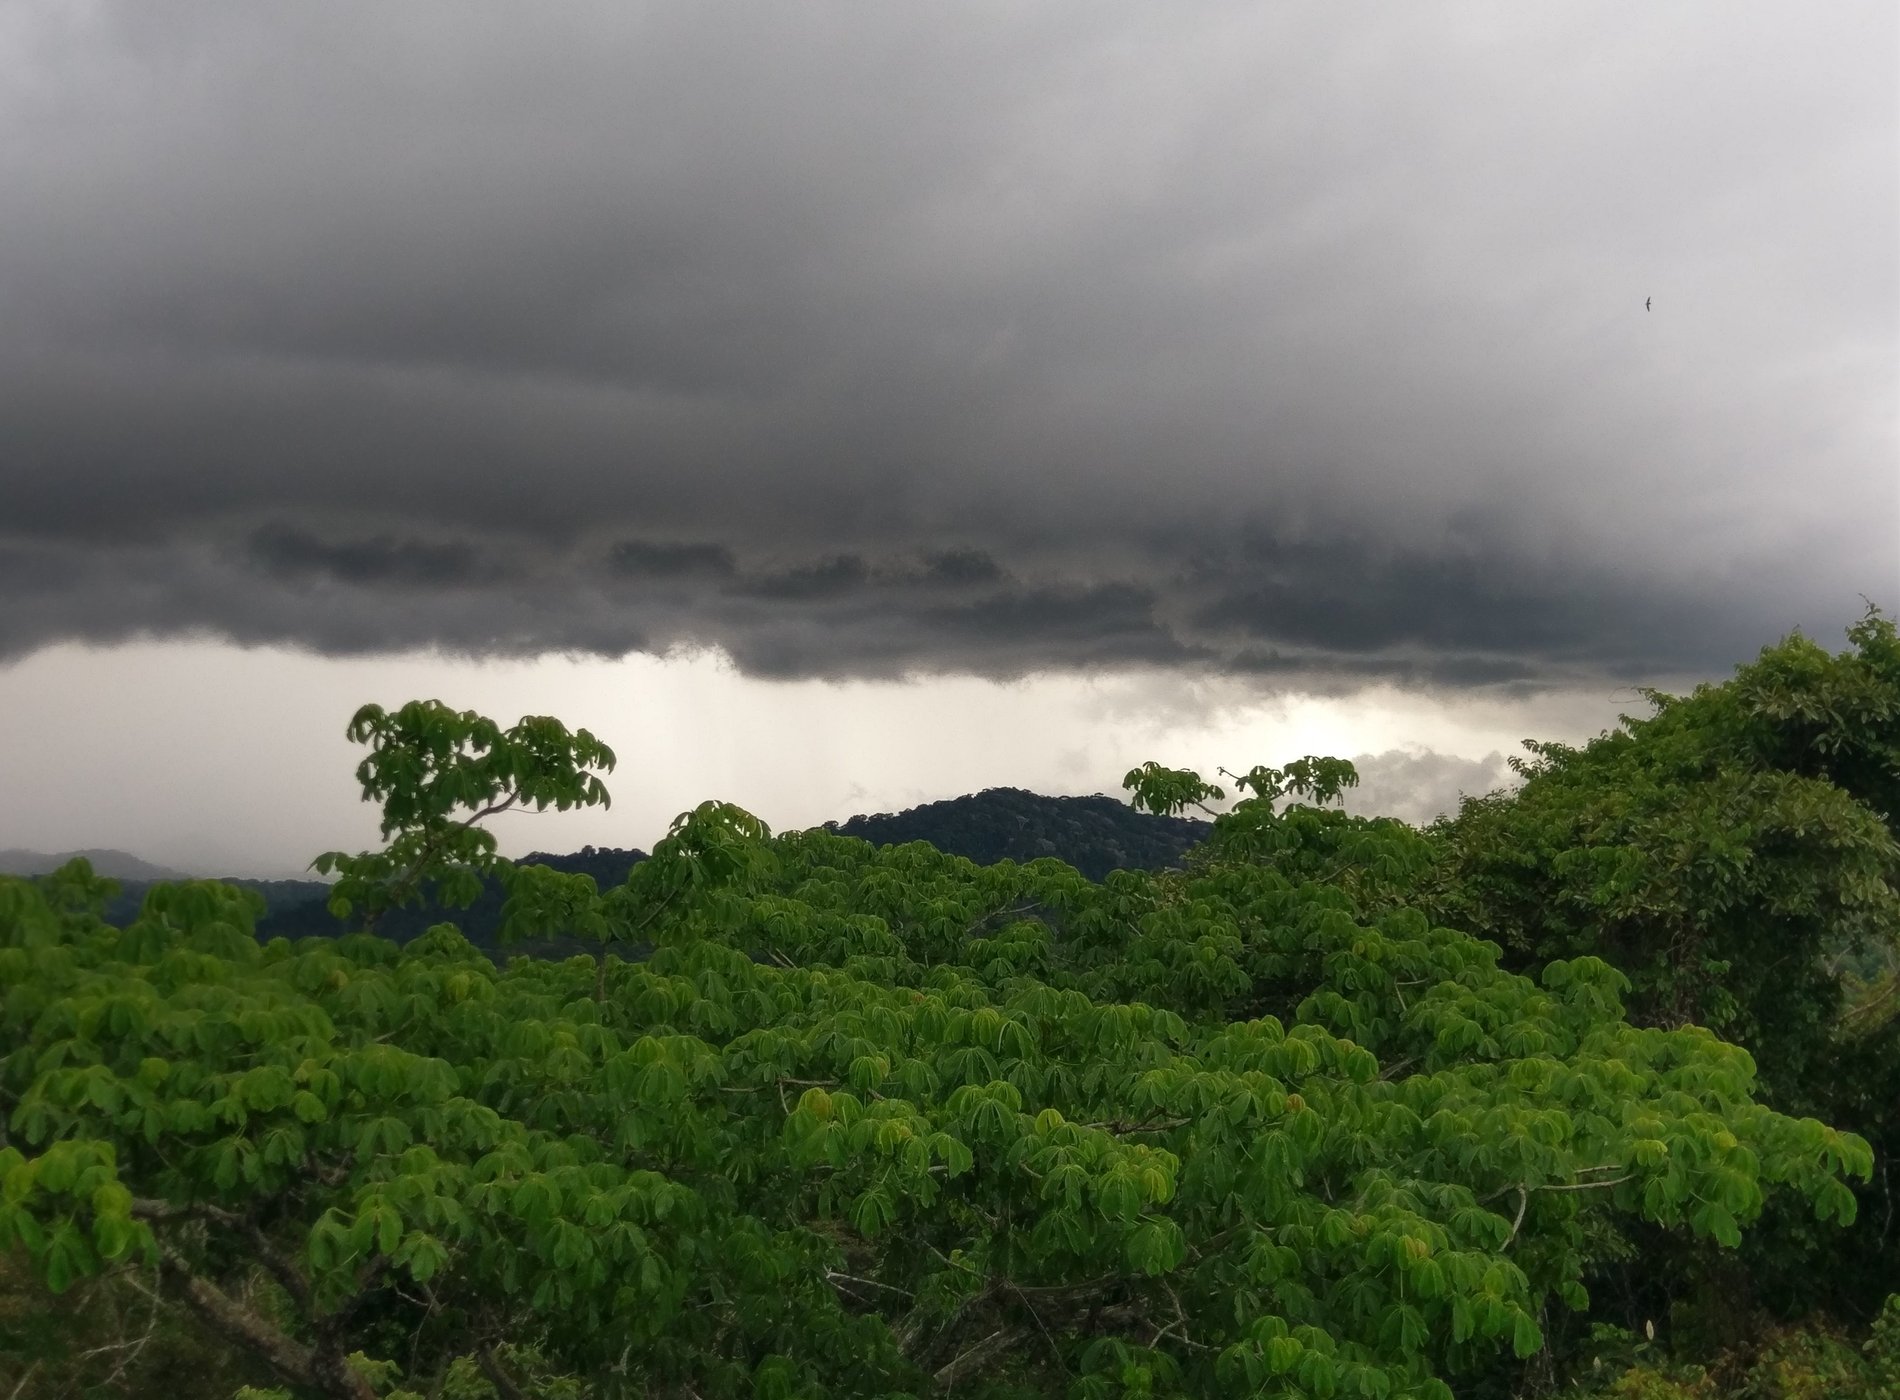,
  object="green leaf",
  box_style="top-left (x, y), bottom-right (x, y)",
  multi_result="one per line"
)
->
top-left (1125, 1218), bottom-right (1186, 1276)
top-left (1511, 1310), bottom-right (1542, 1358)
